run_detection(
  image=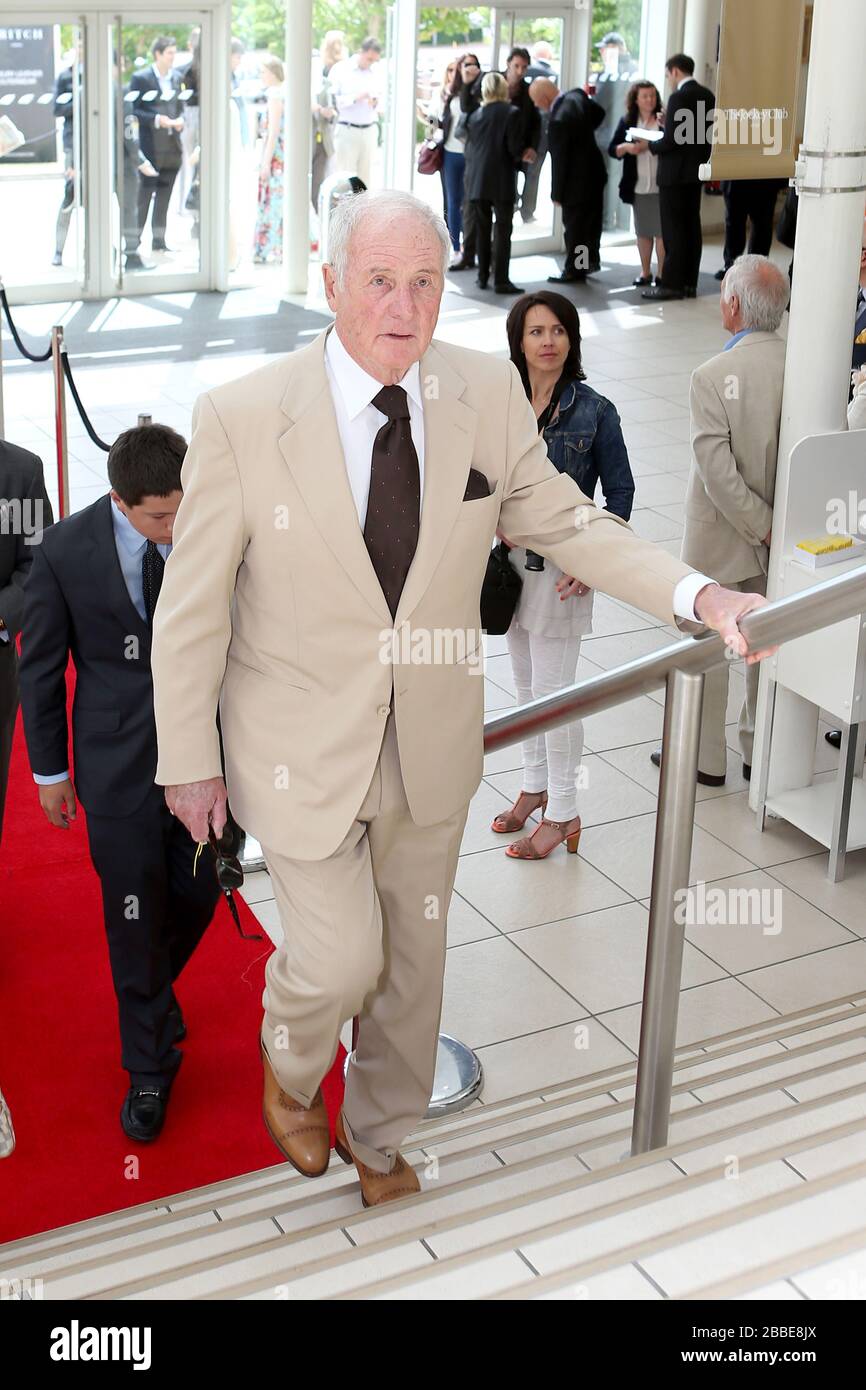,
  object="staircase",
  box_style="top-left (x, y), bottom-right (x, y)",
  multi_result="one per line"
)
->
top-left (3, 991), bottom-right (866, 1301)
